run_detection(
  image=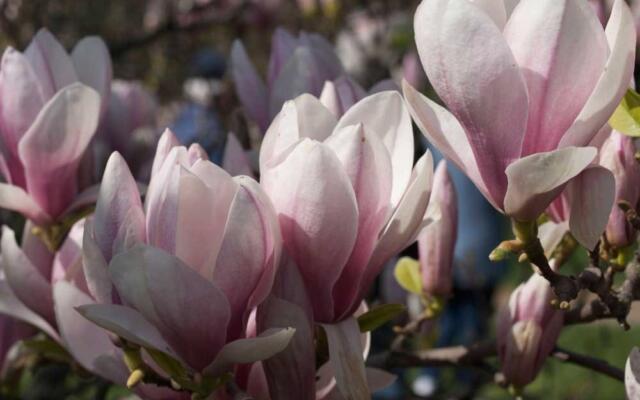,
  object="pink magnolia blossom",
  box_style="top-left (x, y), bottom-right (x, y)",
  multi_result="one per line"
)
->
top-left (261, 91), bottom-right (433, 324)
top-left (241, 258), bottom-right (394, 400)
top-left (0, 29), bottom-right (111, 224)
top-left (231, 28), bottom-right (344, 132)
top-left (404, 0), bottom-right (636, 248)
top-left (260, 91), bottom-right (431, 398)
top-left (95, 80), bottom-right (159, 179)
top-left (0, 220), bottom-right (185, 399)
top-left (497, 274), bottom-right (564, 387)
top-left (79, 129), bottom-right (292, 377)
top-left (418, 160), bottom-right (457, 297)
